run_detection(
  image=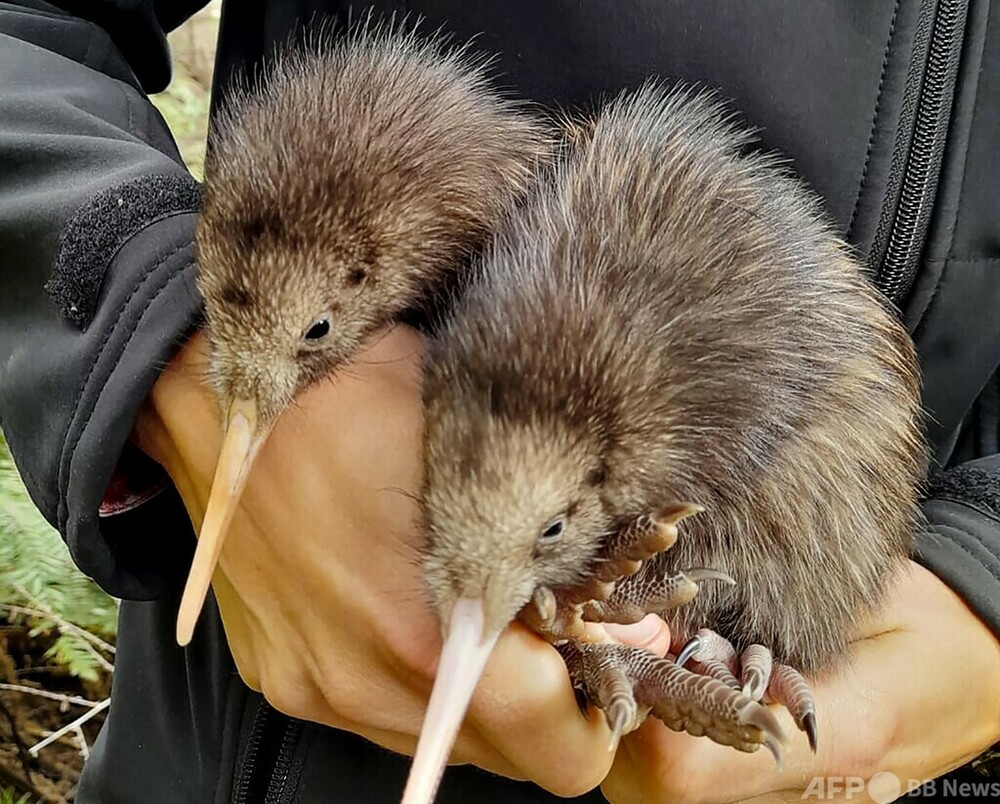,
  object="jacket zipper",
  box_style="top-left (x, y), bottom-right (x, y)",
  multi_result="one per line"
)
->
top-left (232, 700), bottom-right (304, 804)
top-left (870, 0), bottom-right (968, 307)
top-left (263, 719), bottom-right (305, 804)
top-left (233, 700), bottom-right (270, 804)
